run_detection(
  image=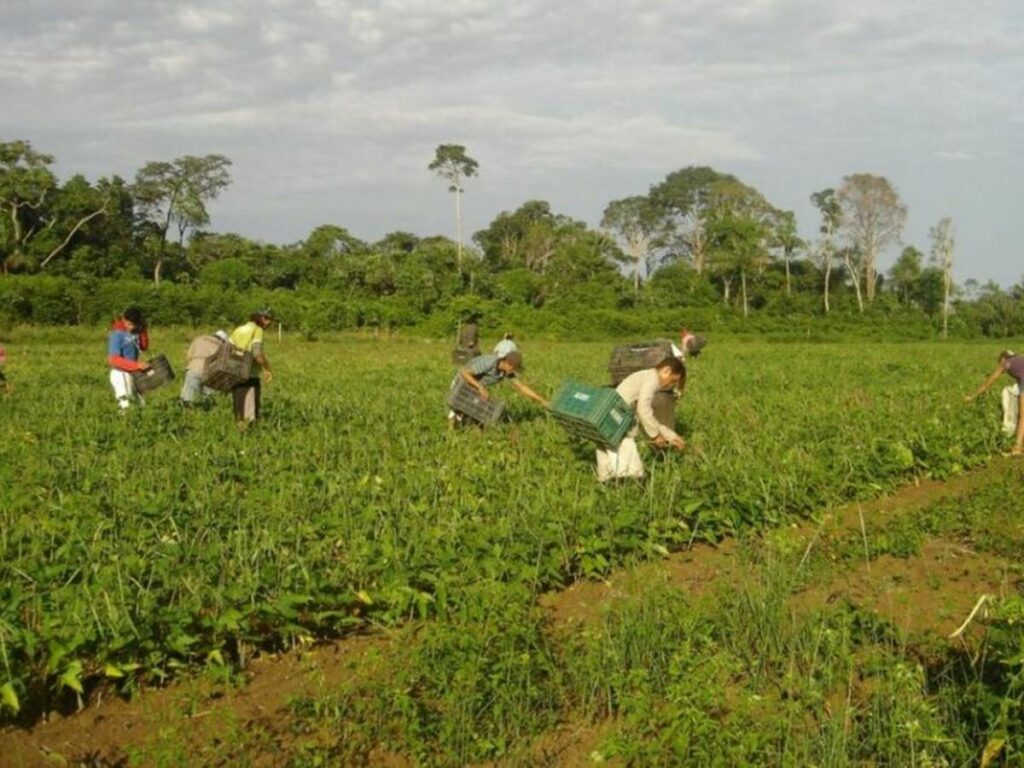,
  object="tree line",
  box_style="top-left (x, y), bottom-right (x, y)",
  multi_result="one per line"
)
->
top-left (1, 137), bottom-right (1022, 338)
